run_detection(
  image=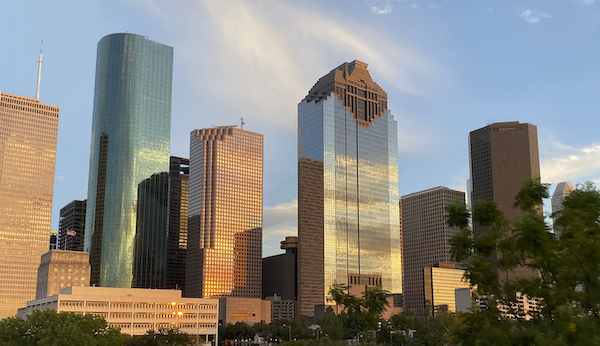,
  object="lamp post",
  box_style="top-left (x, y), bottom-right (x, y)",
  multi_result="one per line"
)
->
top-left (283, 323), bottom-right (292, 342)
